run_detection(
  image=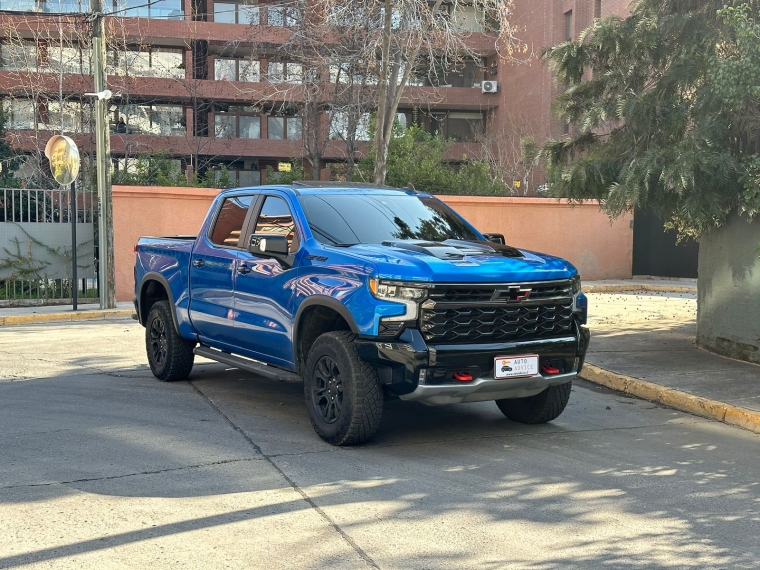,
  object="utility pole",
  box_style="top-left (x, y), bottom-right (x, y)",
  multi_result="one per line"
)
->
top-left (90, 0), bottom-right (115, 309)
